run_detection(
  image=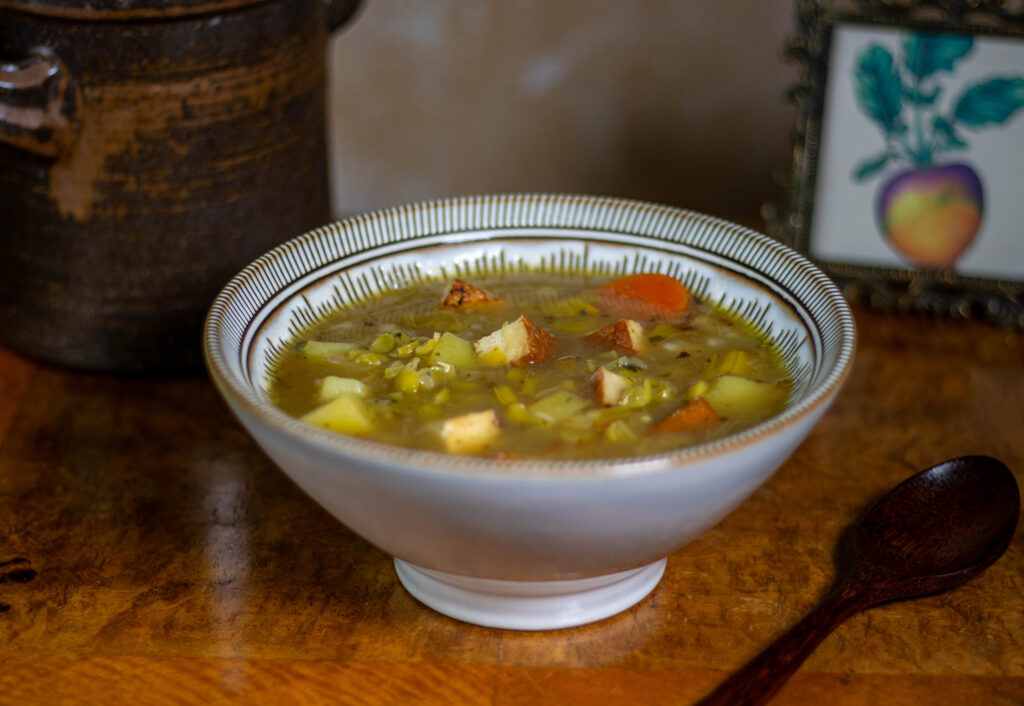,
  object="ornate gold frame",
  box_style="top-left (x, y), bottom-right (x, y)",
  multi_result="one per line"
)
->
top-left (770, 0), bottom-right (1024, 327)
